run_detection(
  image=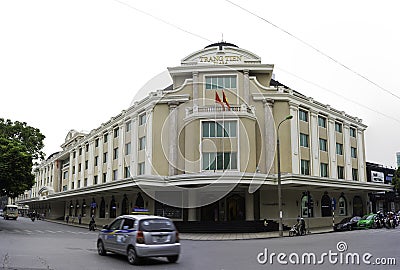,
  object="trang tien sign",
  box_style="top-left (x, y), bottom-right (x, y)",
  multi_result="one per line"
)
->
top-left (199, 55), bottom-right (243, 64)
